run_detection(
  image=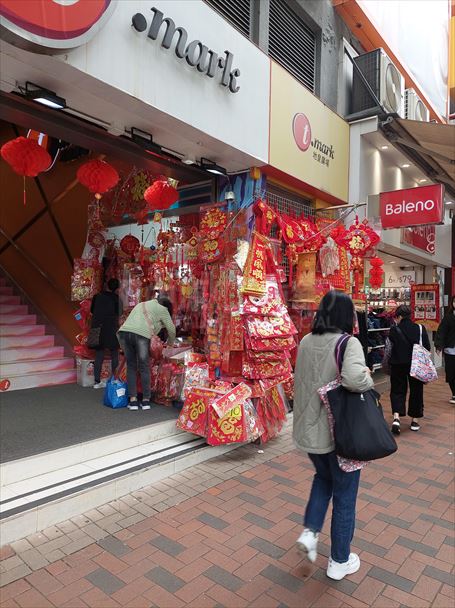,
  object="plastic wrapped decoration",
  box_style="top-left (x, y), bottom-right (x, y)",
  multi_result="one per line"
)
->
top-left (71, 259), bottom-right (102, 302)
top-left (121, 263), bottom-right (143, 309)
top-left (319, 237), bottom-right (340, 277)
